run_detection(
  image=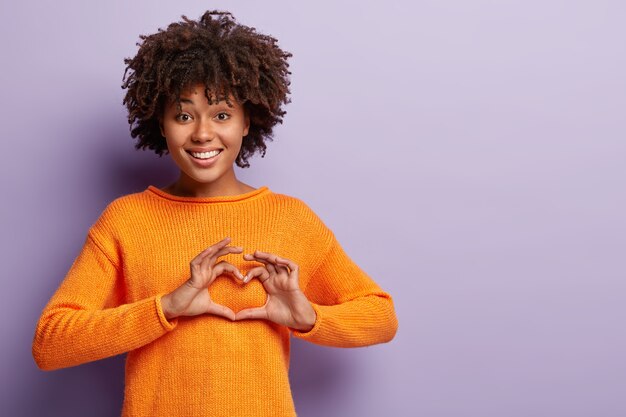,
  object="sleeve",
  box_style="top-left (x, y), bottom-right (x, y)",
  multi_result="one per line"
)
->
top-left (32, 227), bottom-right (178, 371)
top-left (289, 229), bottom-right (399, 348)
